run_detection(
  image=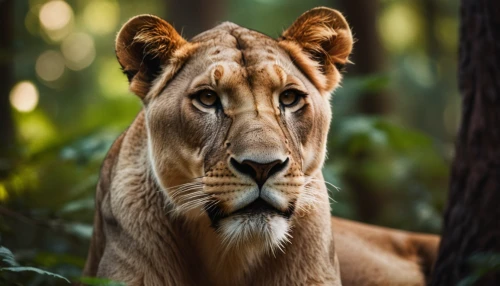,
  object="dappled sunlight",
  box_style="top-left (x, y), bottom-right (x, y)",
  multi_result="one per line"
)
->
top-left (17, 111), bottom-right (58, 154)
top-left (9, 81), bottom-right (39, 113)
top-left (437, 17), bottom-right (459, 52)
top-left (0, 184), bottom-right (8, 201)
top-left (379, 2), bottom-right (420, 52)
top-left (39, 0), bottom-right (74, 42)
top-left (97, 57), bottom-right (130, 98)
top-left (3, 165), bottom-right (39, 200)
top-left (35, 50), bottom-right (66, 82)
top-left (39, 1), bottom-right (72, 30)
top-left (24, 6), bottom-right (41, 36)
top-left (61, 32), bottom-right (96, 70)
top-left (83, 0), bottom-right (120, 35)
